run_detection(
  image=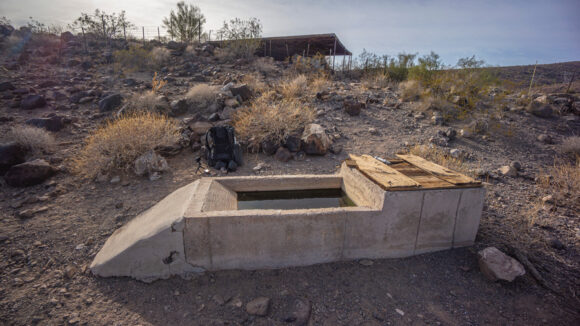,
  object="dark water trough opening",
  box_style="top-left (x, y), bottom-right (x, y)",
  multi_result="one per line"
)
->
top-left (237, 189), bottom-right (356, 210)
